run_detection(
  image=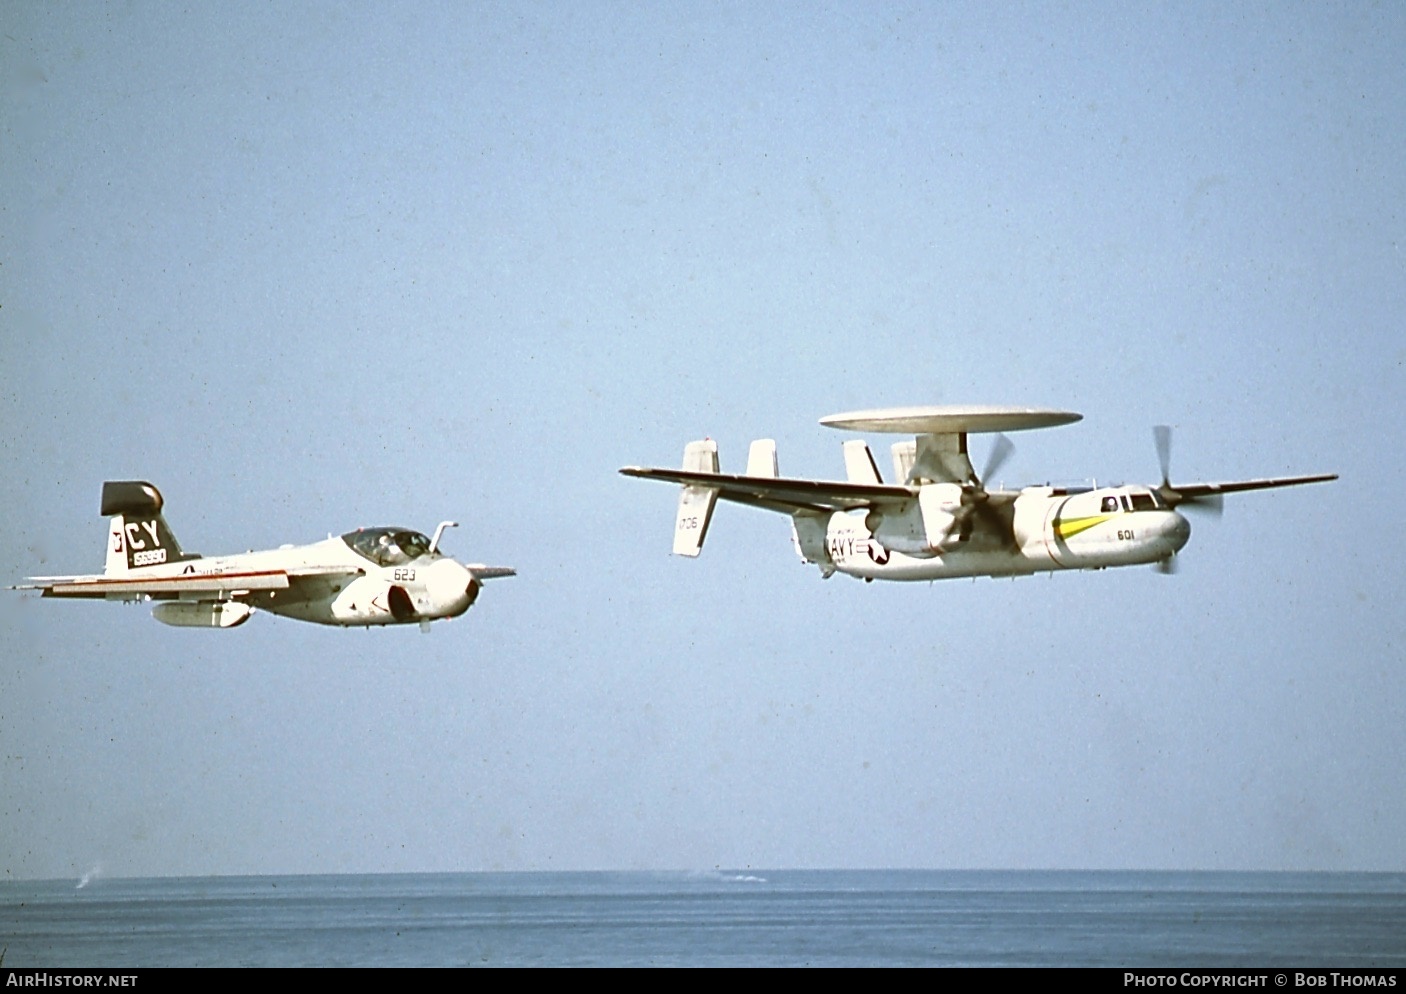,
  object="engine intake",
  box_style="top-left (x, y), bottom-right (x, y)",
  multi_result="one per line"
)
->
top-left (387, 584), bottom-right (416, 622)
